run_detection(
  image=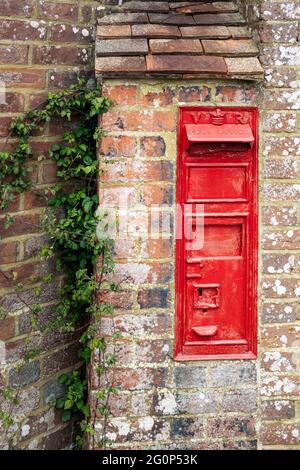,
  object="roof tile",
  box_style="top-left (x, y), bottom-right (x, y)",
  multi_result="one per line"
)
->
top-left (148, 13), bottom-right (196, 25)
top-left (146, 54), bottom-right (227, 74)
top-left (194, 13), bottom-right (246, 25)
top-left (180, 25), bottom-right (230, 38)
top-left (225, 57), bottom-right (264, 75)
top-left (95, 1), bottom-right (263, 79)
top-left (132, 24), bottom-right (181, 38)
top-left (97, 39), bottom-right (148, 57)
top-left (149, 38), bottom-right (203, 54)
top-left (97, 25), bottom-right (132, 38)
top-left (202, 39), bottom-right (259, 57)
top-left (96, 56), bottom-right (146, 73)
